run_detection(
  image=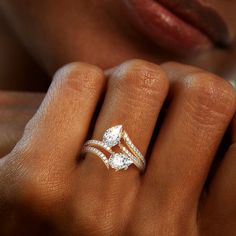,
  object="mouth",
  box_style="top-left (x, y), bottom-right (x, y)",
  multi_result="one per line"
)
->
top-left (123, 0), bottom-right (231, 56)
